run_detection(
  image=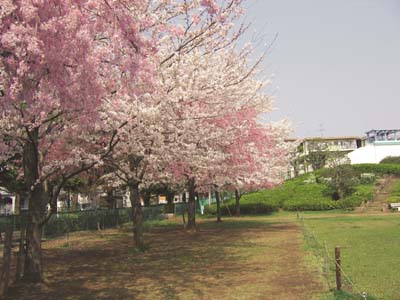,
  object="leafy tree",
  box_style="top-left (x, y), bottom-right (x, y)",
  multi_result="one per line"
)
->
top-left (305, 139), bottom-right (328, 171)
top-left (0, 0), bottom-right (163, 282)
top-left (306, 151), bottom-right (327, 171)
top-left (324, 164), bottom-right (359, 200)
